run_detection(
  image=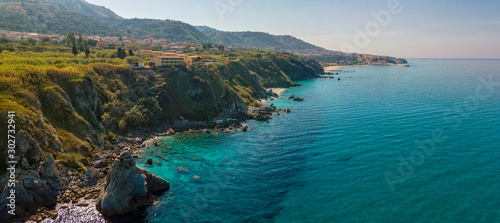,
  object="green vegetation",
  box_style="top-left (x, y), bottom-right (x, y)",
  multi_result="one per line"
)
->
top-left (0, 38), bottom-right (323, 173)
top-left (114, 19), bottom-right (212, 43)
top-left (196, 26), bottom-right (326, 53)
top-left (0, 0), bottom-right (212, 44)
top-left (0, 0), bottom-right (121, 36)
